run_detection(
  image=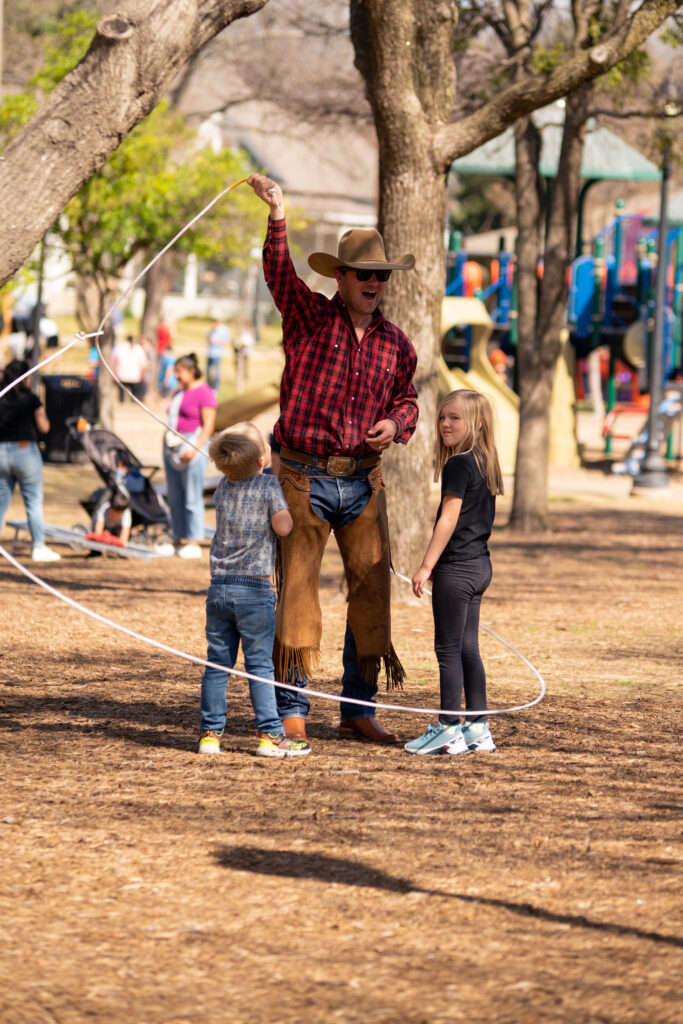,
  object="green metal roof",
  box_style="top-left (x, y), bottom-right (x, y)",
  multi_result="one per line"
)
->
top-left (452, 102), bottom-right (661, 182)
